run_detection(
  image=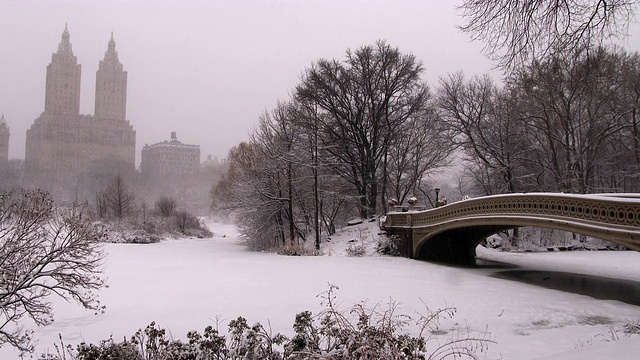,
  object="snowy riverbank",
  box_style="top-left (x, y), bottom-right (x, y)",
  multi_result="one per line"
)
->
top-left (2, 221), bottom-right (639, 359)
